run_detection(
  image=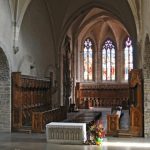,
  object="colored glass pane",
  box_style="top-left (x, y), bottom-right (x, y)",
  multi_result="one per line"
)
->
top-left (83, 39), bottom-right (93, 81)
top-left (124, 37), bottom-right (133, 80)
top-left (102, 49), bottom-right (106, 80)
top-left (111, 48), bottom-right (115, 80)
top-left (102, 40), bottom-right (115, 81)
